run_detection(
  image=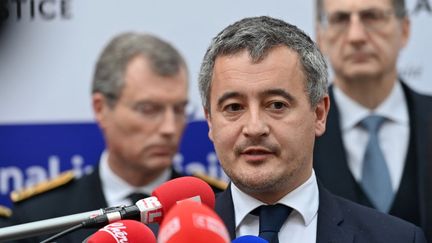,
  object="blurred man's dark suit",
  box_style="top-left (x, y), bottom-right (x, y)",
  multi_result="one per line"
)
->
top-left (5, 168), bottom-right (185, 242)
top-left (314, 82), bottom-right (432, 240)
